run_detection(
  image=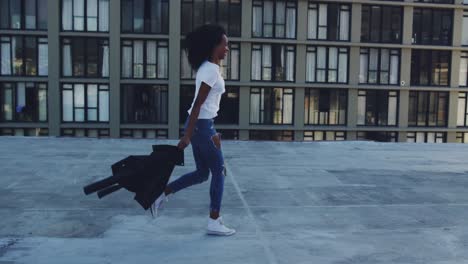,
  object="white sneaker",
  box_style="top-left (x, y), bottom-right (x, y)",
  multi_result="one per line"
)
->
top-left (207, 216), bottom-right (236, 236)
top-left (150, 193), bottom-right (168, 218)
